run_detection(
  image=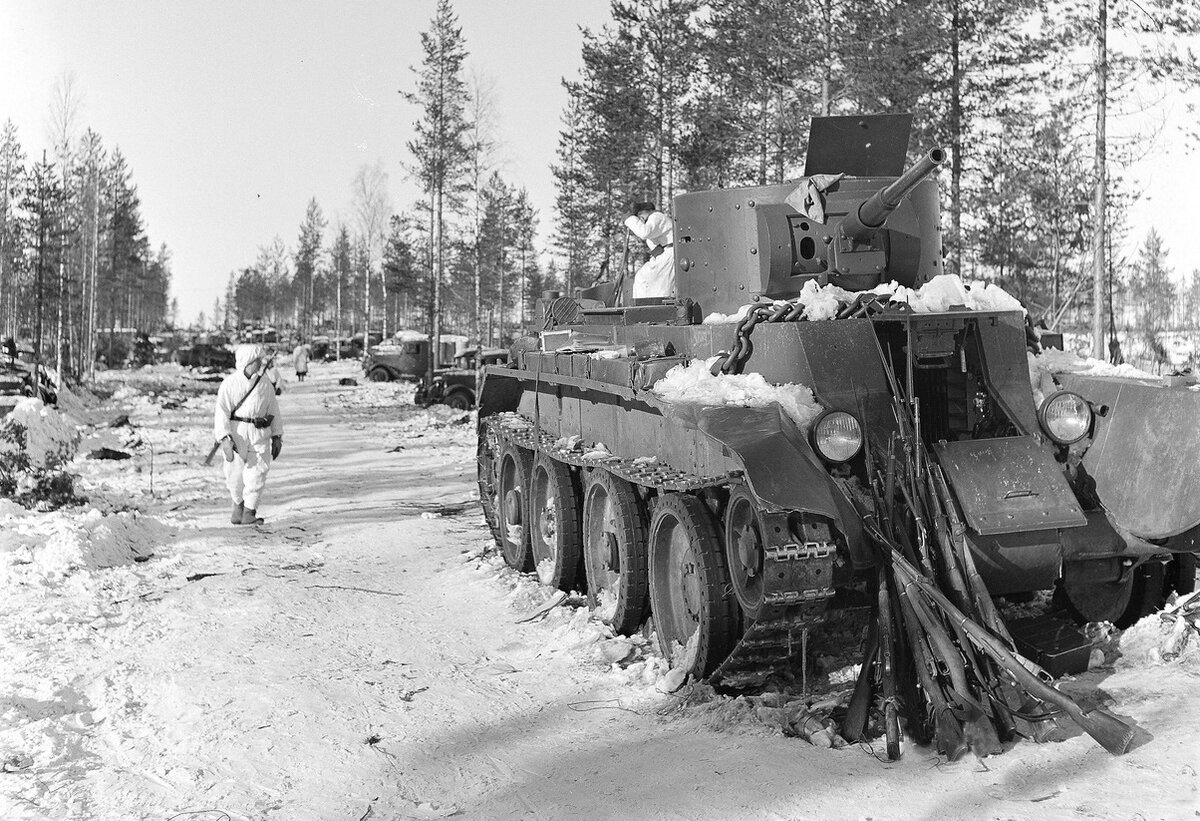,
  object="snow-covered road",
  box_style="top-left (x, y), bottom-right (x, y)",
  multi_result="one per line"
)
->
top-left (2, 363), bottom-right (1198, 820)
